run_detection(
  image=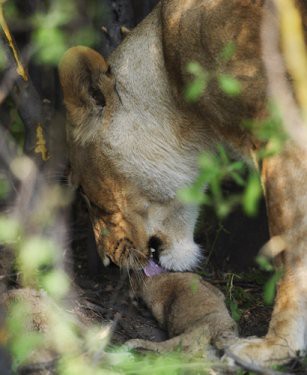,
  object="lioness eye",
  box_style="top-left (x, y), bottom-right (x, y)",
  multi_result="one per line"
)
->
top-left (77, 186), bottom-right (112, 216)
